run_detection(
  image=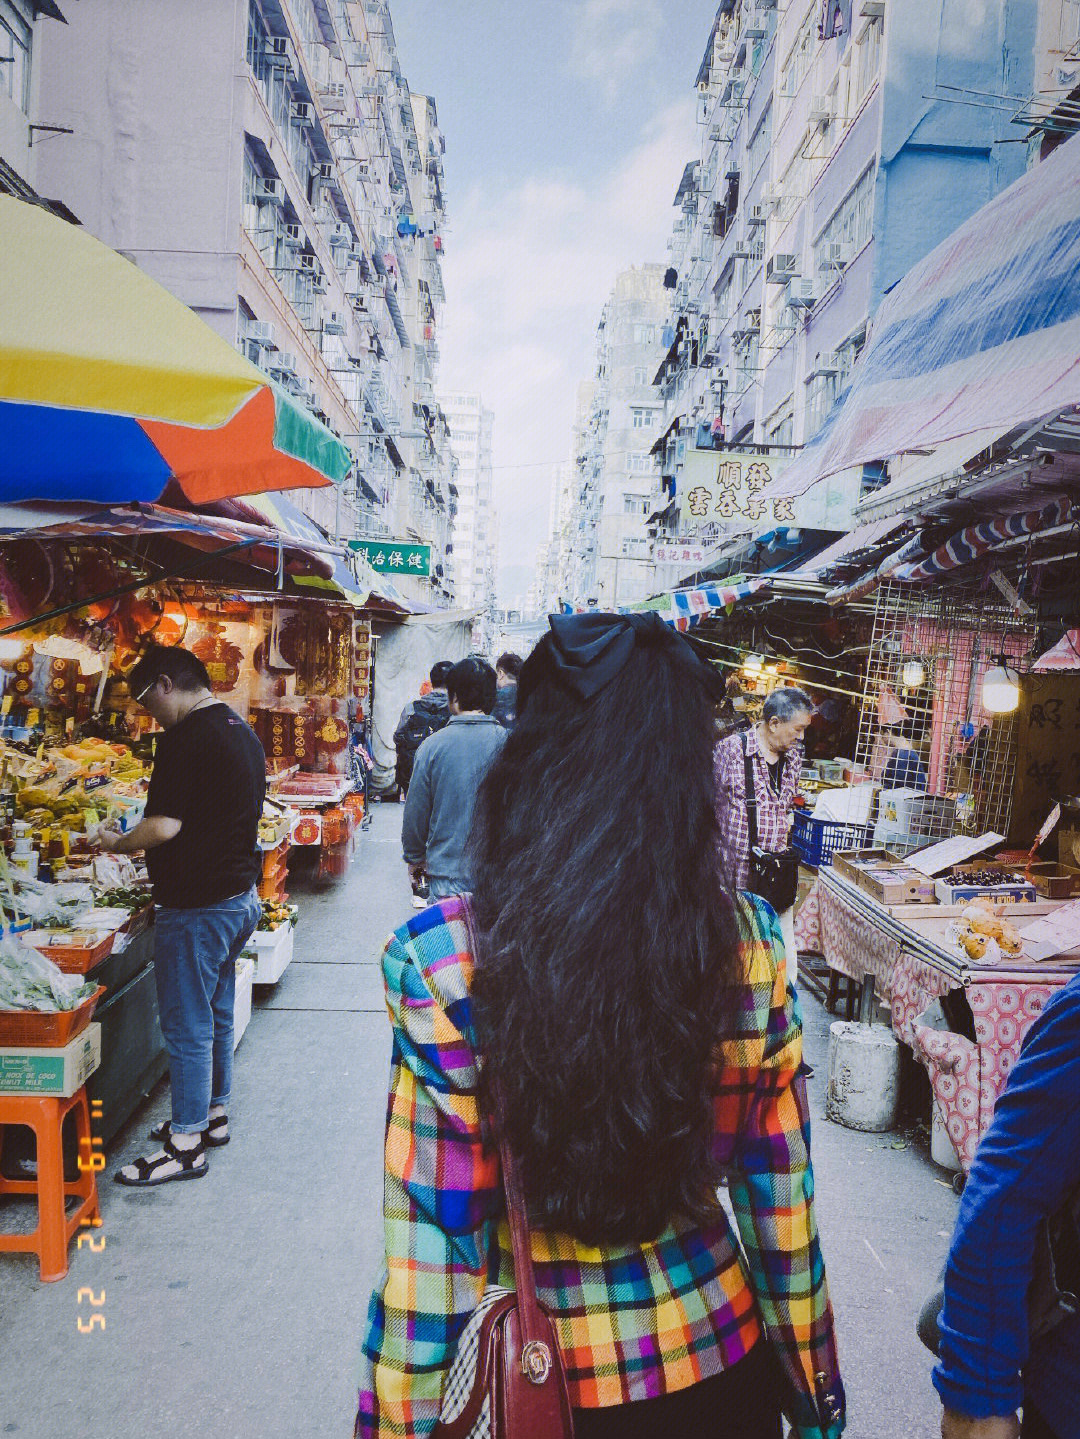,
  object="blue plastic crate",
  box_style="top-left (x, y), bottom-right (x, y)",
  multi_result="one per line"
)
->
top-left (791, 811), bottom-right (866, 868)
